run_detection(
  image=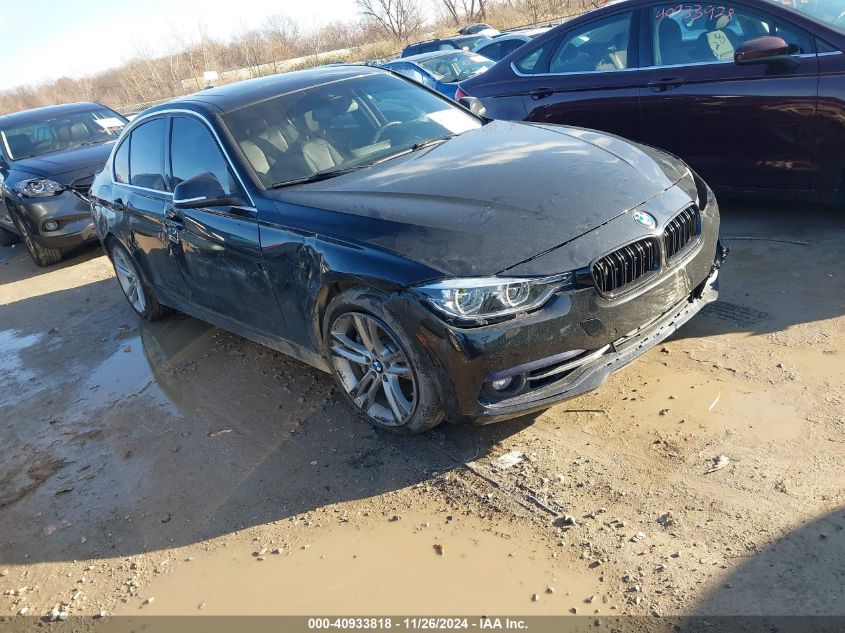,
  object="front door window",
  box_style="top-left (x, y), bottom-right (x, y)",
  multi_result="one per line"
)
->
top-left (650, 3), bottom-right (814, 67)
